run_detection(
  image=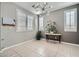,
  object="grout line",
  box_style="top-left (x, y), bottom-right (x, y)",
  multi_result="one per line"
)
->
top-left (54, 43), bottom-right (61, 57)
top-left (13, 49), bottom-right (22, 57)
top-left (13, 47), bottom-right (42, 57)
top-left (0, 39), bottom-right (34, 53)
top-left (1, 39), bottom-right (79, 57)
top-left (25, 40), bottom-right (59, 57)
top-left (22, 44), bottom-right (44, 56)
top-left (20, 40), bottom-right (46, 56)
